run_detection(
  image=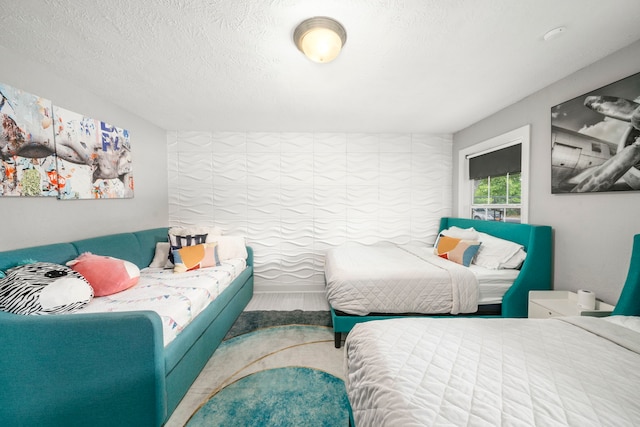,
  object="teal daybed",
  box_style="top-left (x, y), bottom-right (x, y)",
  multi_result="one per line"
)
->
top-left (328, 217), bottom-right (553, 347)
top-left (0, 228), bottom-right (254, 426)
